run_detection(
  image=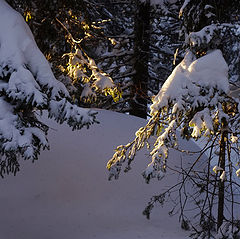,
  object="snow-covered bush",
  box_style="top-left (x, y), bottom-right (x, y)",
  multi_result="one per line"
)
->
top-left (0, 0), bottom-right (97, 176)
